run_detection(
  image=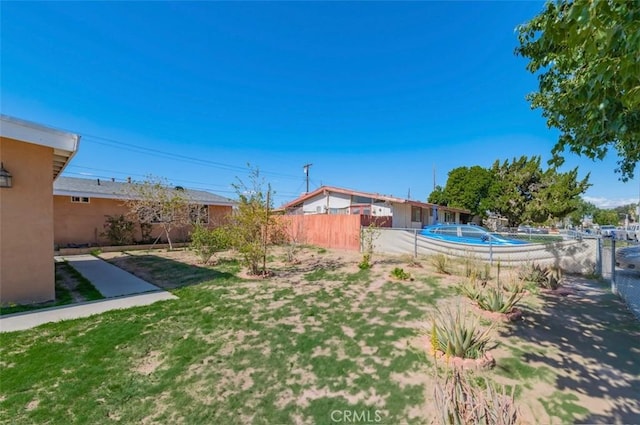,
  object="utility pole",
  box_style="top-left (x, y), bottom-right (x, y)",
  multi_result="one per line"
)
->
top-left (303, 163), bottom-right (313, 193)
top-left (433, 164), bottom-right (436, 191)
